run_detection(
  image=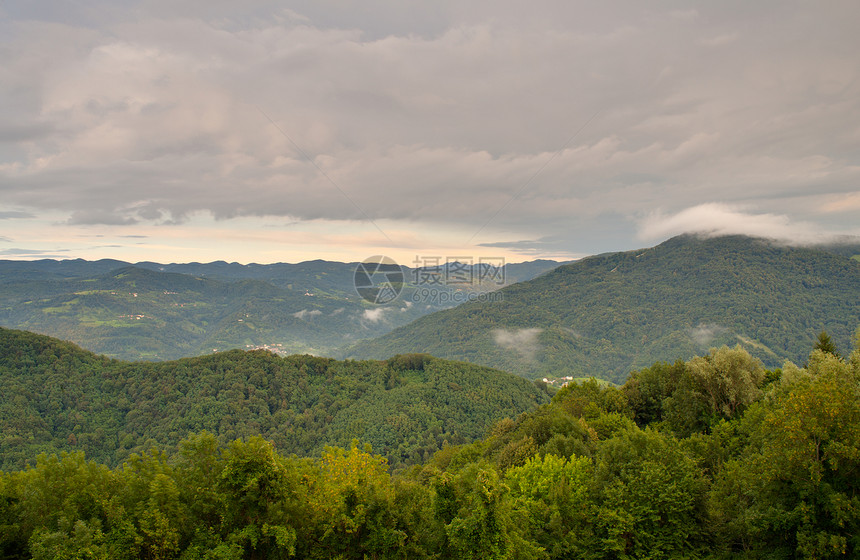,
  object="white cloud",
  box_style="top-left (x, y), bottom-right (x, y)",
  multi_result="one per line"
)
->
top-left (689, 323), bottom-right (729, 347)
top-left (493, 327), bottom-right (543, 361)
top-left (292, 309), bottom-right (322, 320)
top-left (362, 308), bottom-right (386, 322)
top-left (637, 203), bottom-right (851, 245)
